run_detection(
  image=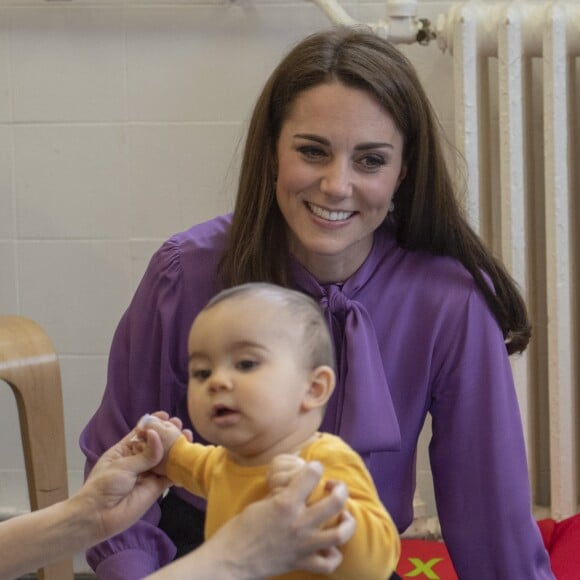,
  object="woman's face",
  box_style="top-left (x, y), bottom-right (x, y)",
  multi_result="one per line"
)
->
top-left (275, 81), bottom-right (406, 283)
